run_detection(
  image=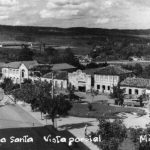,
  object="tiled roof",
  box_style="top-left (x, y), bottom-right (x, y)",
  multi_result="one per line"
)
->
top-left (51, 63), bottom-right (76, 71)
top-left (94, 65), bottom-right (132, 75)
top-left (83, 68), bottom-right (100, 75)
top-left (43, 71), bottom-right (68, 80)
top-left (120, 77), bottom-right (150, 88)
top-left (3, 60), bottom-right (38, 69)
